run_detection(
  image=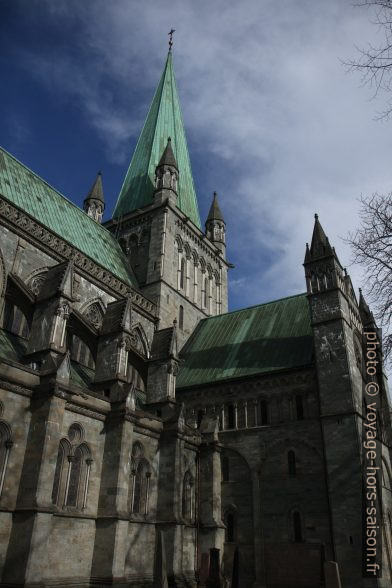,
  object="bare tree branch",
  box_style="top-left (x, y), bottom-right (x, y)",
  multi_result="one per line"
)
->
top-left (343, 1), bottom-right (392, 117)
top-left (346, 194), bottom-right (392, 363)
